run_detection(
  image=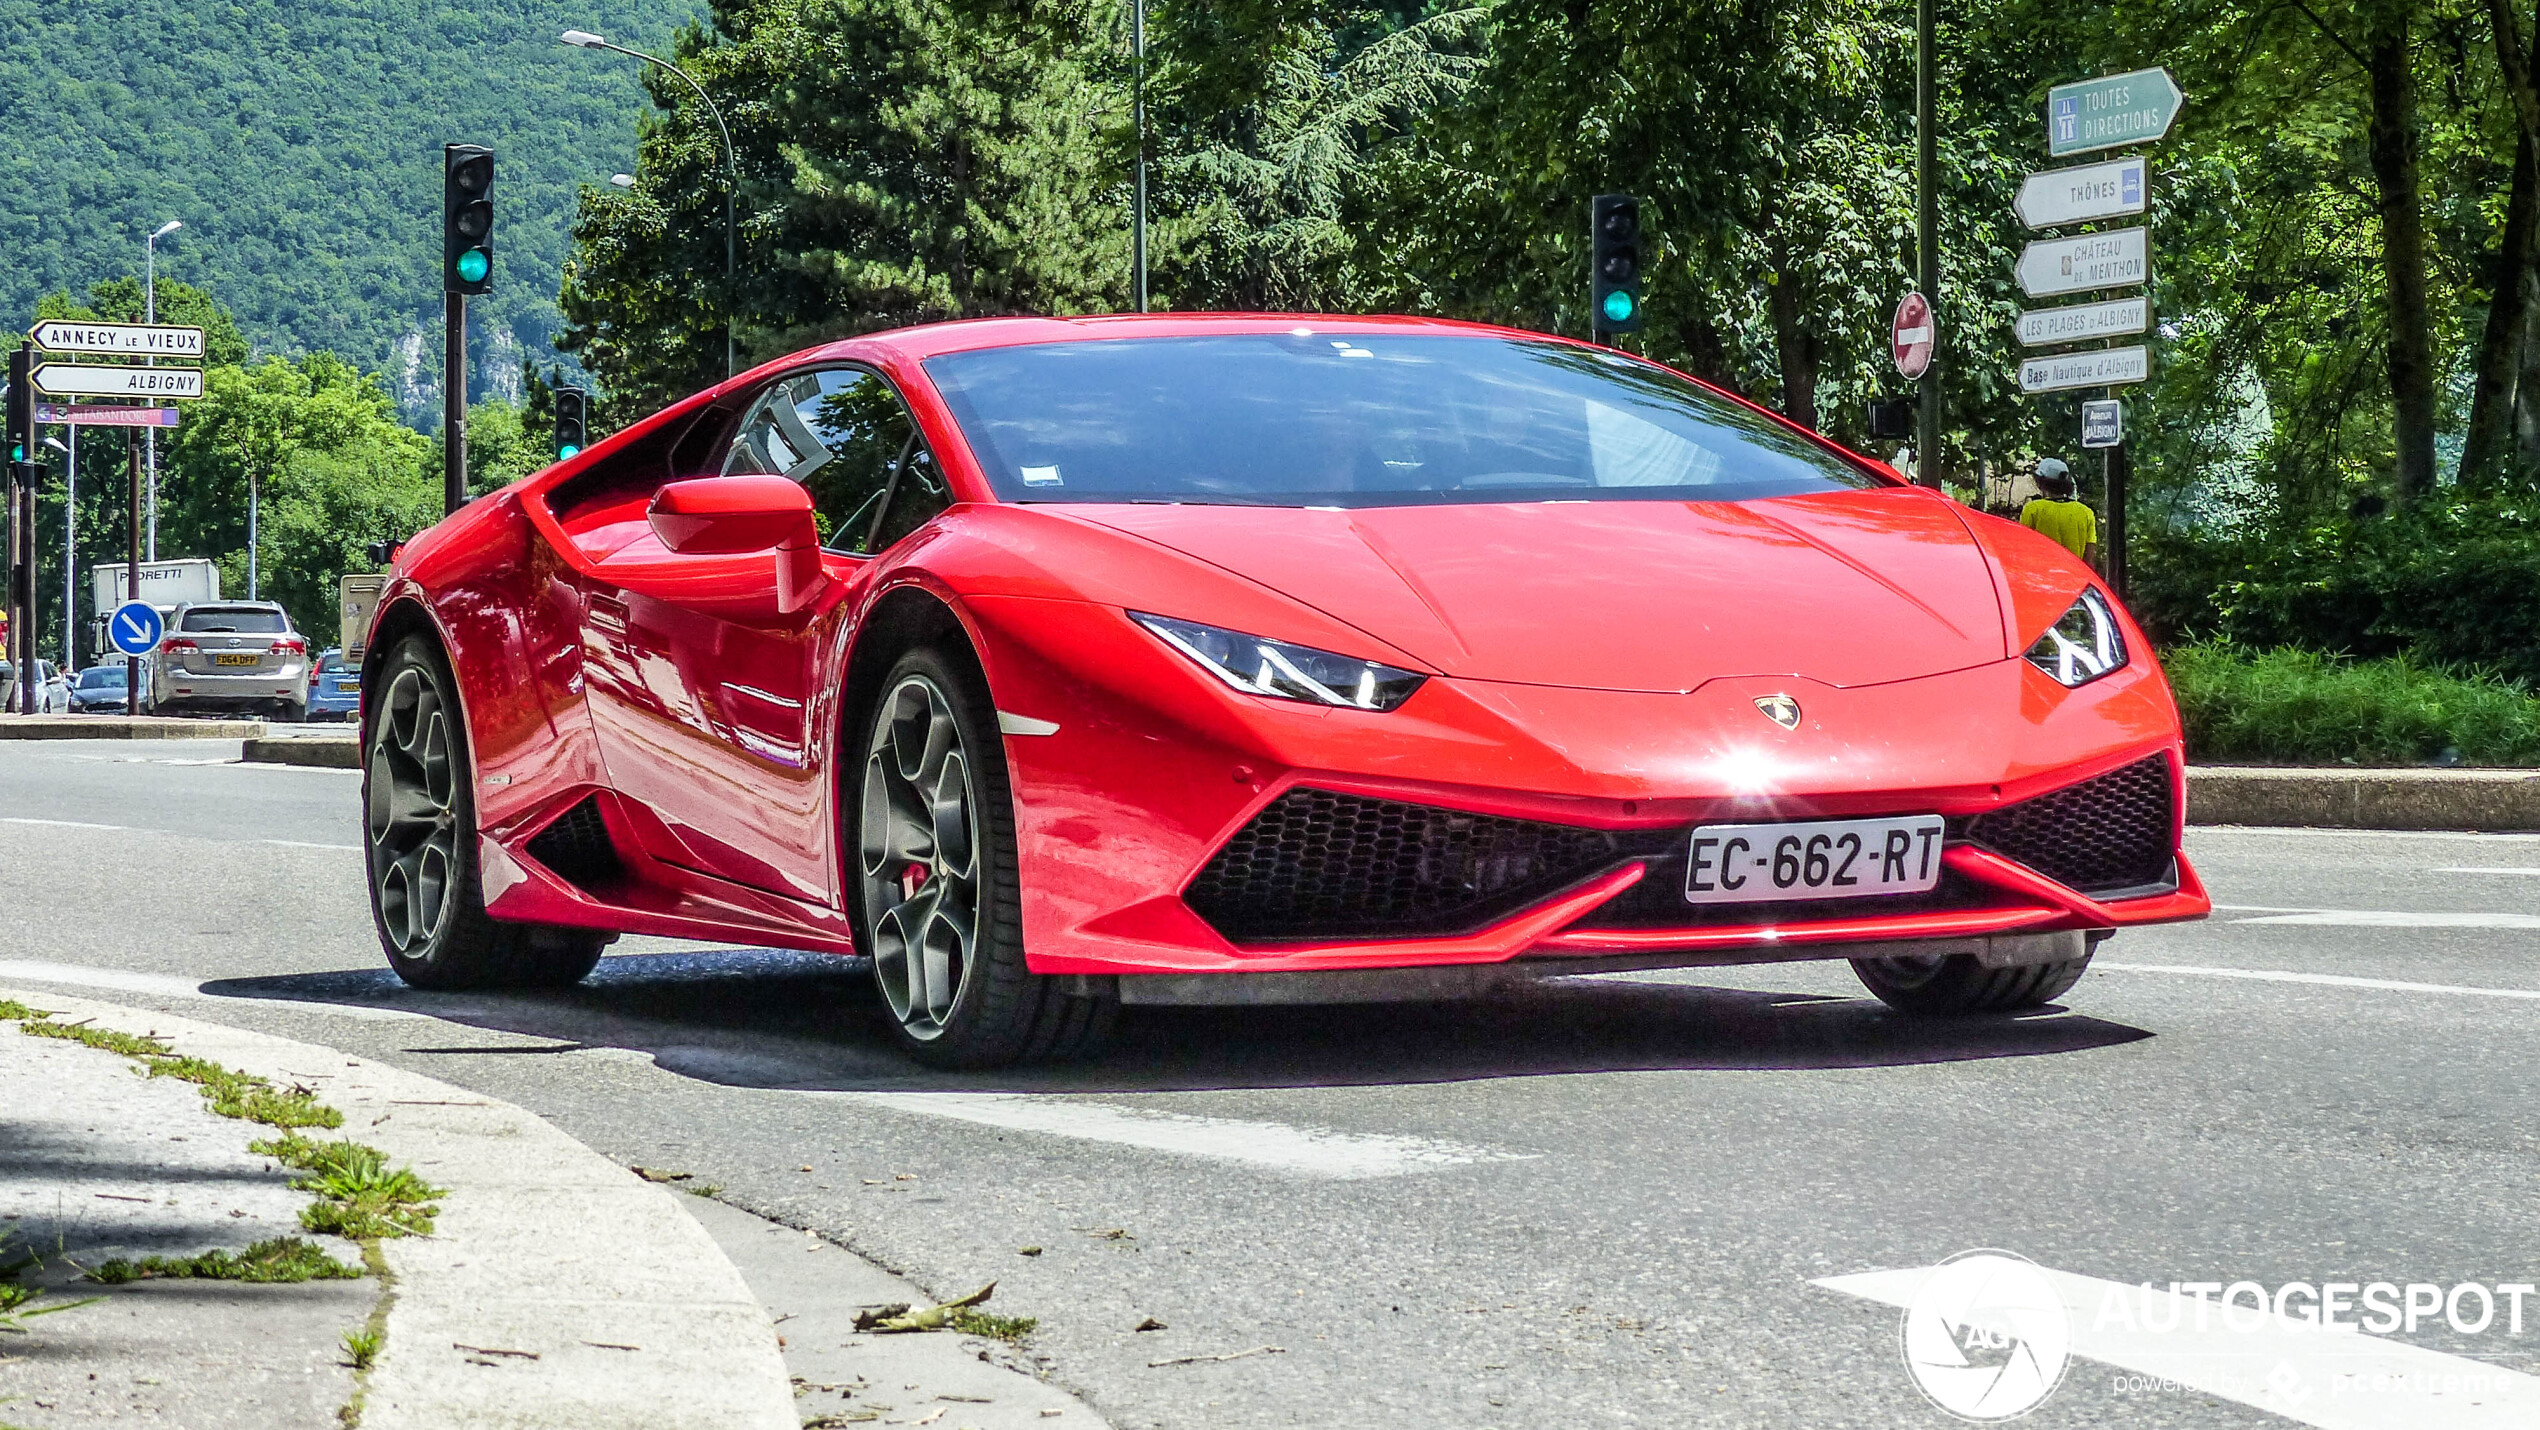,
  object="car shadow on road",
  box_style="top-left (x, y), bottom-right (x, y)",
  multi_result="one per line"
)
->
top-left (197, 946), bottom-right (2152, 1094)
